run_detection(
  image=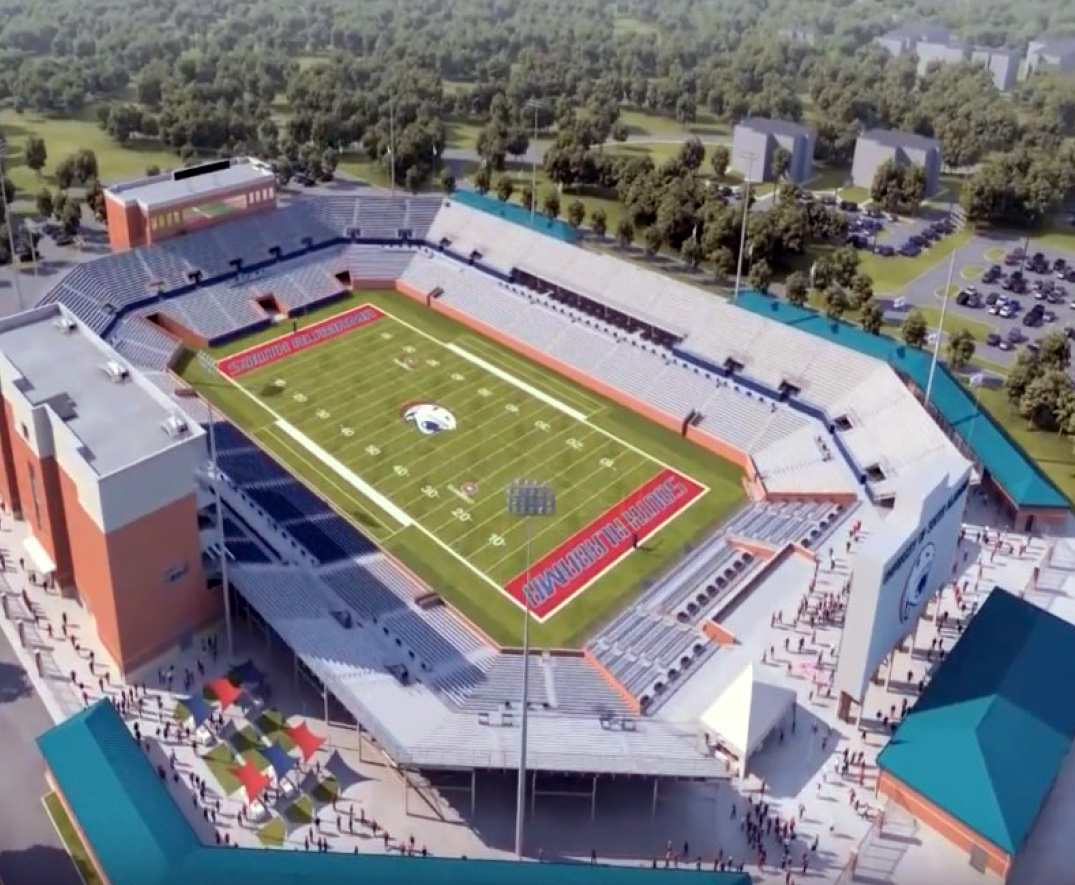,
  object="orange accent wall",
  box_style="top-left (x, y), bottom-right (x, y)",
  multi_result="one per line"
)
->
top-left (877, 770), bottom-right (1012, 877)
top-left (703, 621), bottom-right (737, 646)
top-left (6, 416), bottom-right (75, 586)
top-left (58, 467), bottom-right (216, 675)
top-left (105, 193), bottom-right (142, 251)
top-left (0, 398), bottom-right (23, 516)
